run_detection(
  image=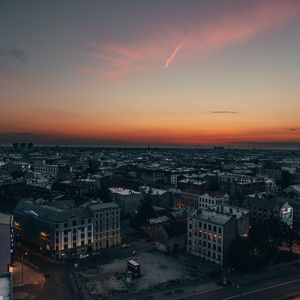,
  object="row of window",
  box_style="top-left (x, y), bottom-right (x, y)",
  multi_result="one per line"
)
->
top-left (56, 219), bottom-right (92, 228)
top-left (95, 210), bottom-right (119, 218)
top-left (190, 231), bottom-right (222, 242)
top-left (190, 239), bottom-right (222, 252)
top-left (56, 231), bottom-right (92, 243)
top-left (189, 222), bottom-right (223, 234)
